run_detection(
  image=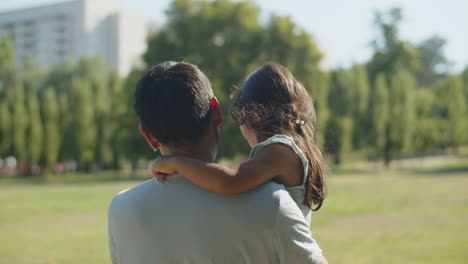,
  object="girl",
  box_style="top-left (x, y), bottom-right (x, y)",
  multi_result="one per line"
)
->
top-left (151, 63), bottom-right (329, 223)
